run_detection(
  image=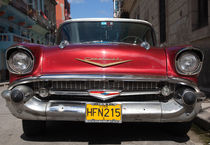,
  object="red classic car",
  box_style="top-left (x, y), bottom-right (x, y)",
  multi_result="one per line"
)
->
top-left (1, 18), bottom-right (205, 136)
